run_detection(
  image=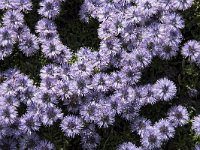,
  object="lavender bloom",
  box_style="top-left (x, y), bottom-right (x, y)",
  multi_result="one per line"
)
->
top-left (41, 105), bottom-right (63, 126)
top-left (69, 60), bottom-right (93, 78)
top-left (80, 102), bottom-right (98, 123)
top-left (36, 18), bottom-right (59, 42)
top-left (19, 133), bottom-right (40, 149)
top-left (36, 18), bottom-right (57, 33)
top-left (0, 44), bottom-right (13, 60)
top-left (154, 119), bottom-right (175, 140)
top-left (41, 39), bottom-right (63, 59)
top-left (61, 115), bottom-right (84, 138)
top-left (117, 142), bottom-right (141, 150)
top-left (156, 43), bottom-right (179, 60)
top-left (20, 114), bottom-right (41, 134)
top-left (38, 0), bottom-right (61, 19)
top-left (167, 105), bottom-right (189, 127)
top-left (18, 33), bottom-right (39, 56)
top-left (2, 10), bottom-right (24, 29)
top-left (192, 115), bottom-right (200, 135)
top-left (132, 49), bottom-right (152, 69)
top-left (92, 73), bottom-right (110, 92)
top-left (131, 117), bottom-right (152, 136)
top-left (0, 94), bottom-right (19, 107)
top-left (109, 72), bottom-right (126, 90)
top-left (195, 144), bottom-right (200, 150)
top-left (35, 140), bottom-right (55, 150)
top-left (120, 66), bottom-right (142, 85)
top-left (94, 104), bottom-right (116, 128)
top-left (158, 0), bottom-right (174, 11)
top-left (11, 0), bottom-right (32, 12)
top-left (136, 0), bottom-right (159, 17)
top-left (140, 84), bottom-right (157, 105)
top-left (153, 78), bottom-right (177, 101)
top-left (4, 120), bottom-right (21, 138)
top-left (0, 138), bottom-right (17, 150)
top-left (80, 125), bottom-right (100, 150)
top-left (172, 0), bottom-right (194, 10)
top-left (160, 12), bottom-right (185, 29)
top-left (0, 27), bottom-right (16, 46)
top-left (181, 40), bottom-right (200, 63)
top-left (0, 0), bottom-right (13, 10)
top-left (141, 126), bottom-right (162, 149)
top-left (69, 77), bottom-right (92, 96)
top-left (0, 105), bottom-right (17, 125)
